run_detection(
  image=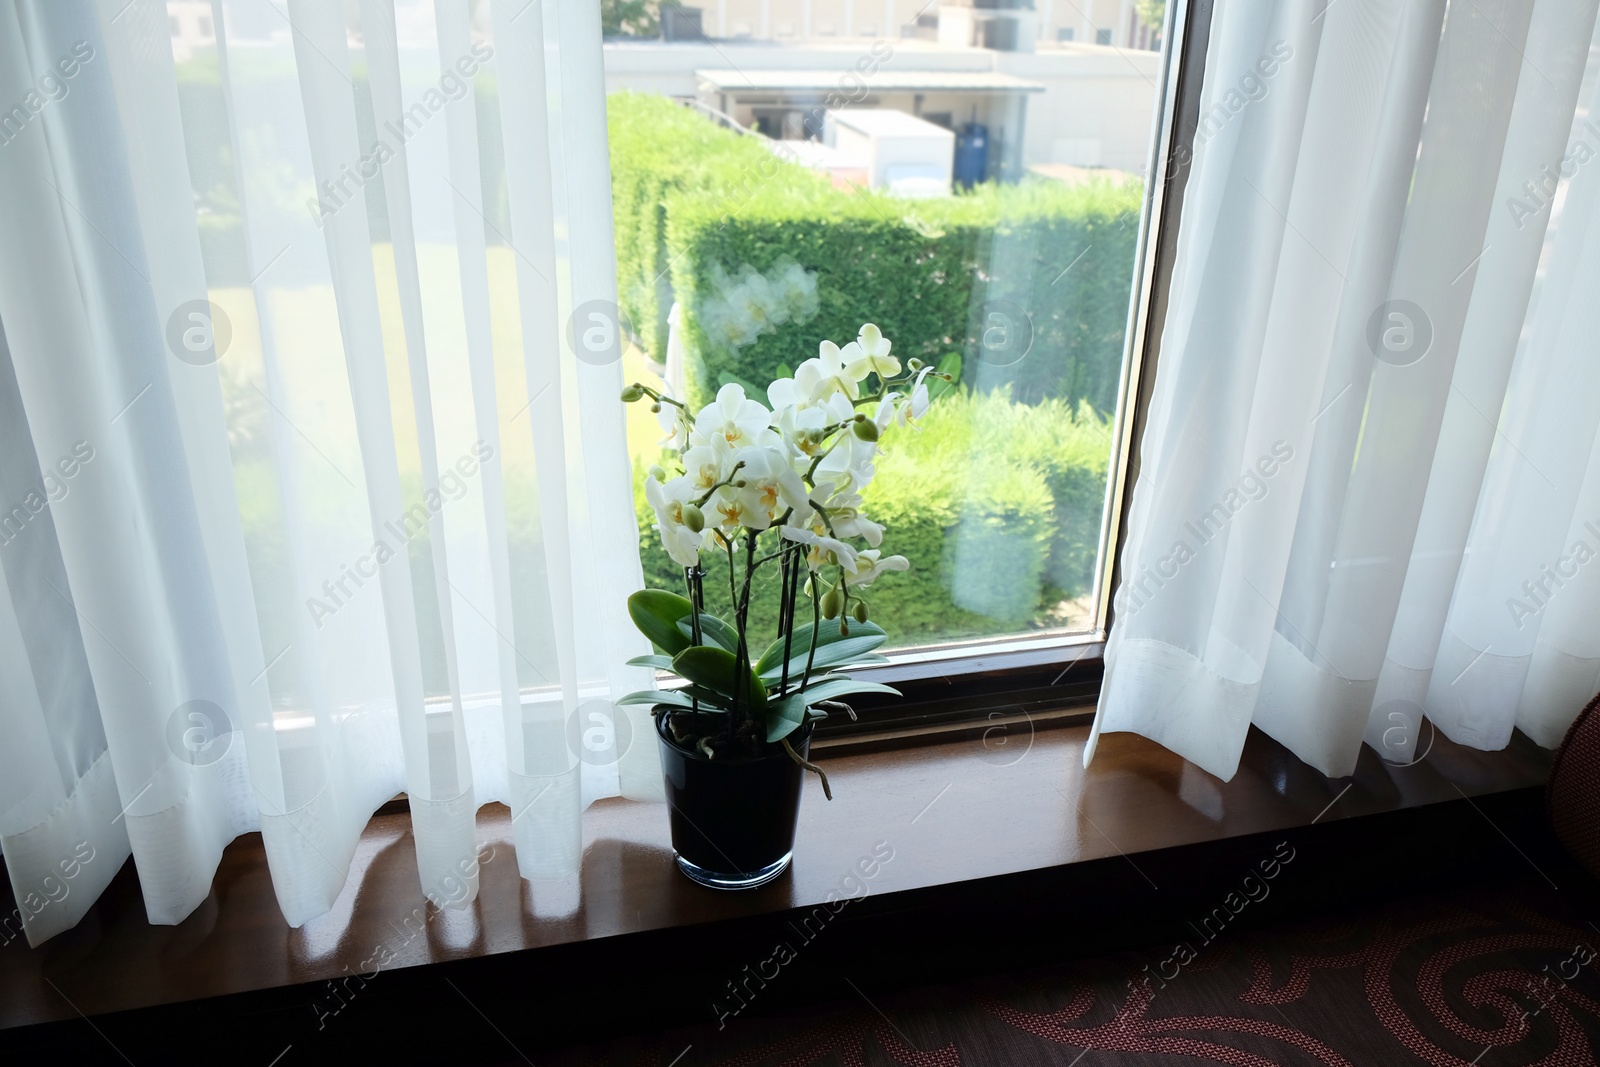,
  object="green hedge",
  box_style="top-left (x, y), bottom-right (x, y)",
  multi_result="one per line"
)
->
top-left (608, 92), bottom-right (1143, 413)
top-left (608, 94), bottom-right (830, 364)
top-left (634, 389), bottom-right (1111, 645)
